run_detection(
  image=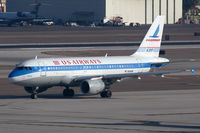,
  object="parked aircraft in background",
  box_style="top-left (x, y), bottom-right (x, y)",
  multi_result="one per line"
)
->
top-left (9, 16), bottom-right (182, 99)
top-left (0, 12), bottom-right (34, 26)
top-left (0, 0), bottom-right (51, 26)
